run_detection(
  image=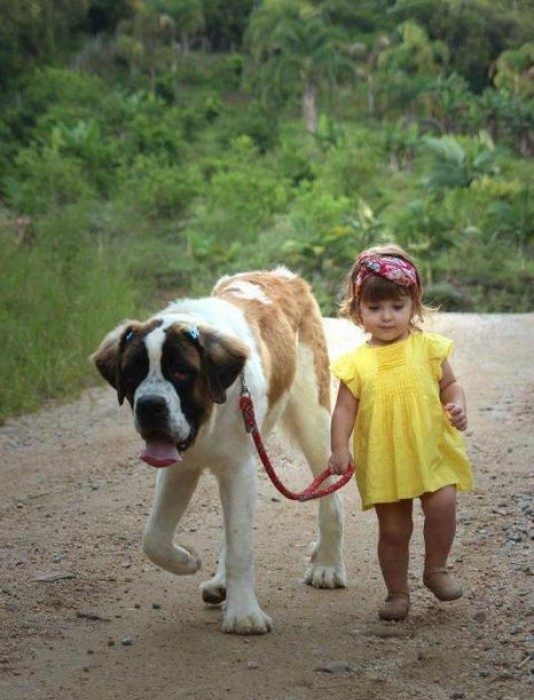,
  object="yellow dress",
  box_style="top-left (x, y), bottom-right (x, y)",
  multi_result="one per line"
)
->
top-left (331, 332), bottom-right (473, 510)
